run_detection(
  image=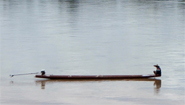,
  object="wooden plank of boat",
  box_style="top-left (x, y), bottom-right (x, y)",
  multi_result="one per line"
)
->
top-left (35, 74), bottom-right (159, 79)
